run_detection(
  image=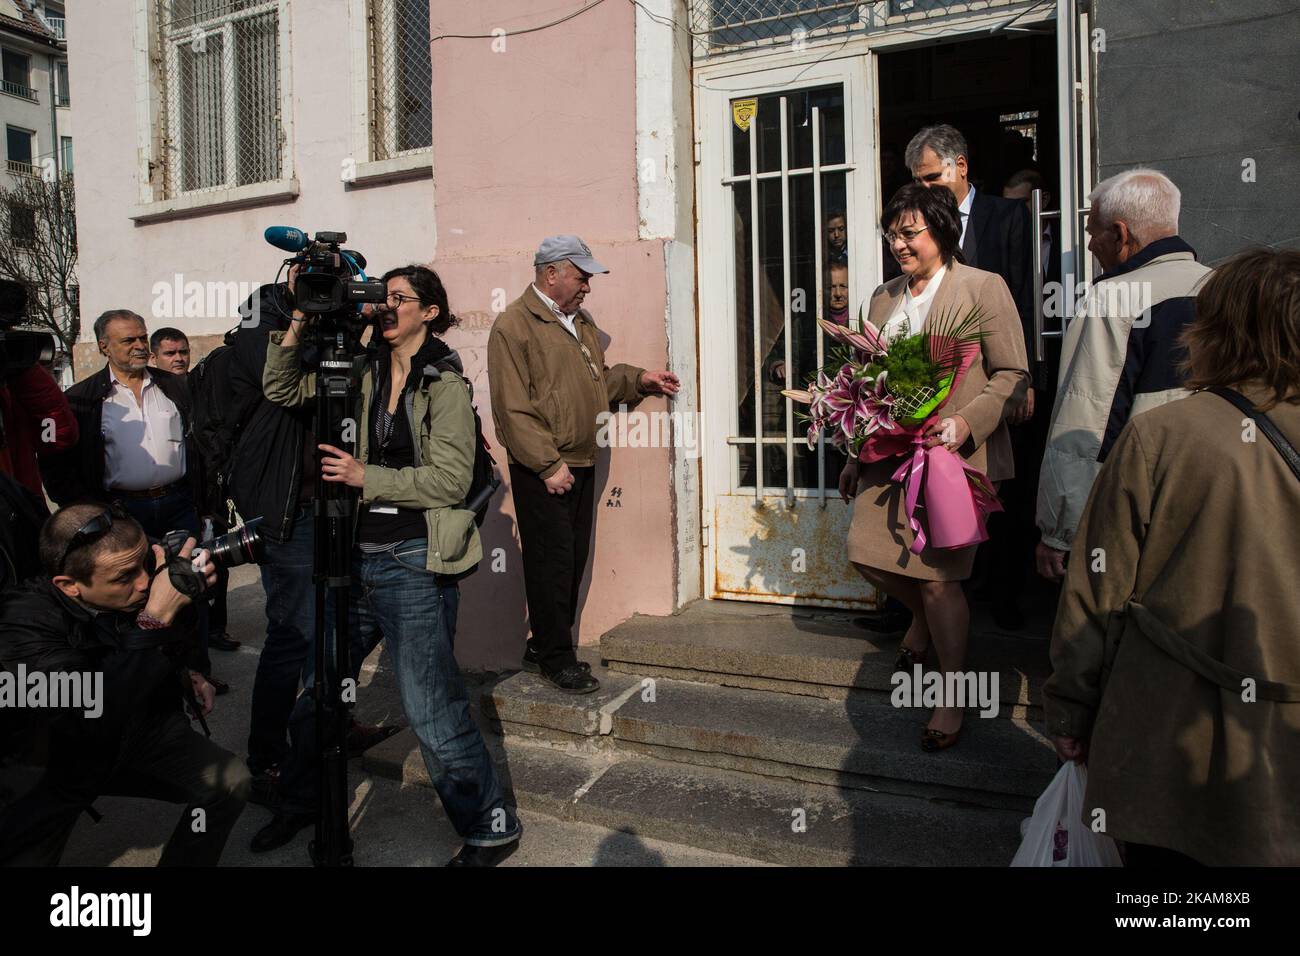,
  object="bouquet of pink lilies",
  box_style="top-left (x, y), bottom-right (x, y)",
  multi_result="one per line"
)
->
top-left (783, 306), bottom-right (1002, 553)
